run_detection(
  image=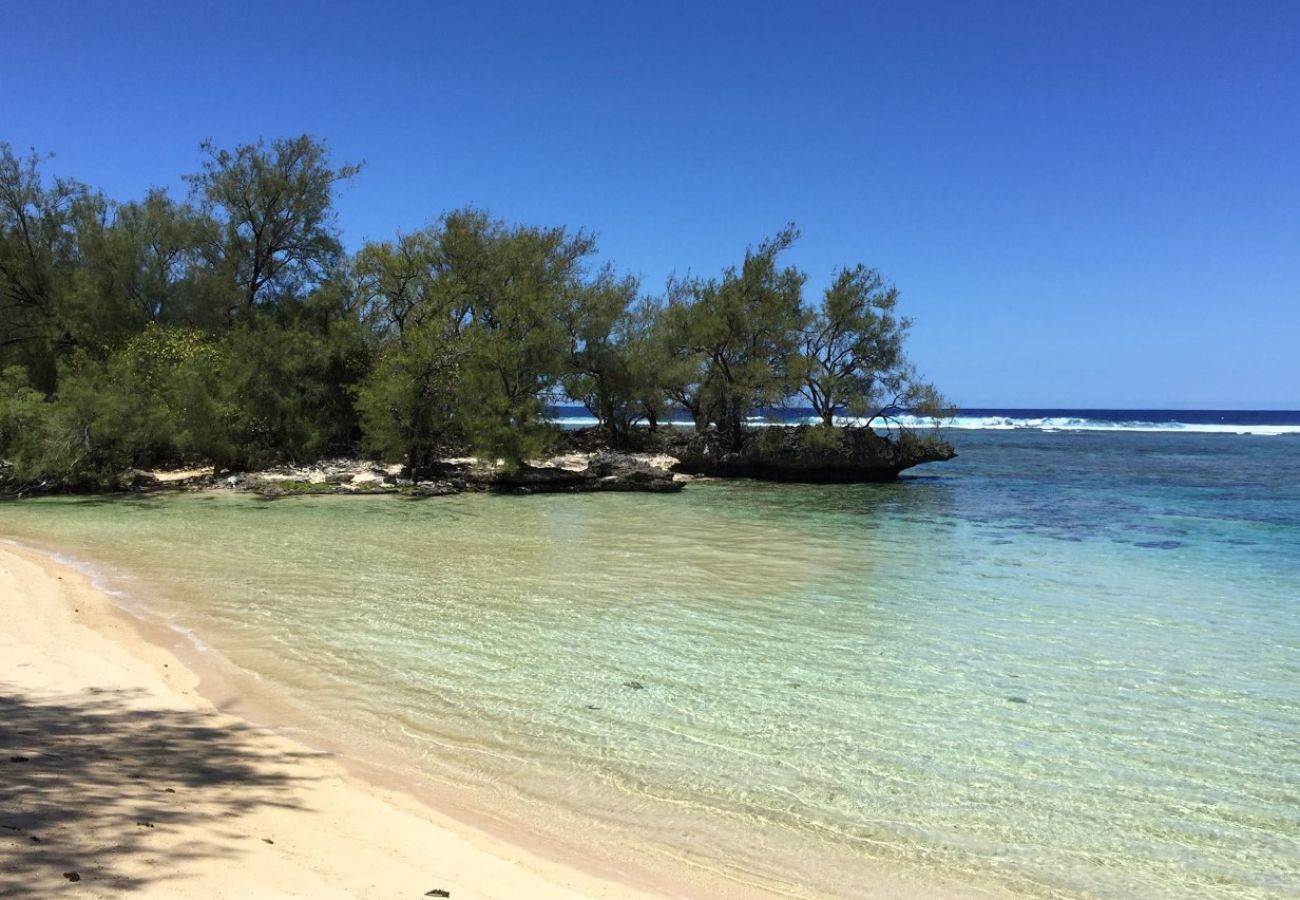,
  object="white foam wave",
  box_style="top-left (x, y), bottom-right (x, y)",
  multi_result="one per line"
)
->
top-left (836, 415), bottom-right (1300, 436)
top-left (549, 412), bottom-right (1300, 435)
